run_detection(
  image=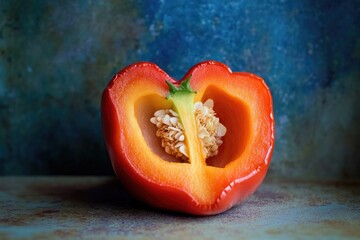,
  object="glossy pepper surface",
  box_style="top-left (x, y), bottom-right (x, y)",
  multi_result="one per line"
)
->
top-left (101, 61), bottom-right (274, 215)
